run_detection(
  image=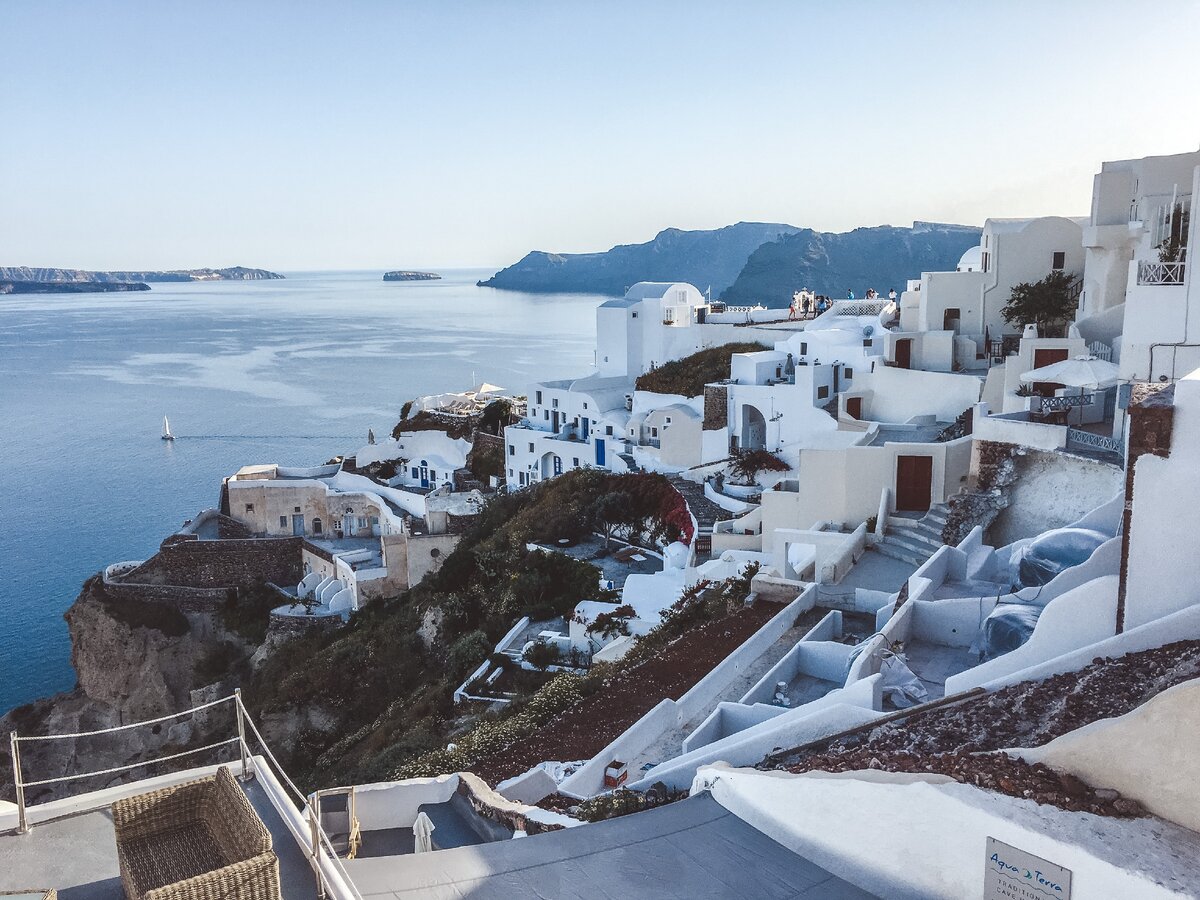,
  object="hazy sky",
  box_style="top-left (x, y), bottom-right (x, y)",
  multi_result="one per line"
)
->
top-left (4, 1), bottom-right (1199, 271)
